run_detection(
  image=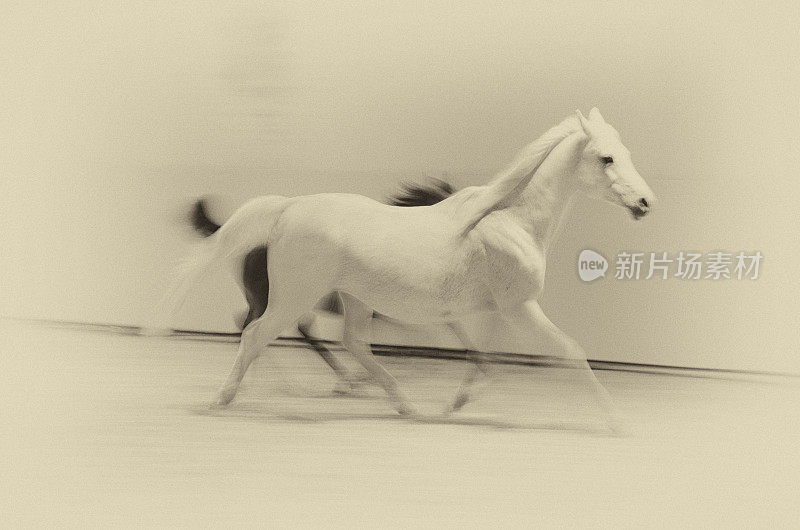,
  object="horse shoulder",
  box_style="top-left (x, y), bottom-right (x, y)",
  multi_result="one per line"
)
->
top-left (433, 186), bottom-right (486, 222)
top-left (471, 213), bottom-right (546, 302)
